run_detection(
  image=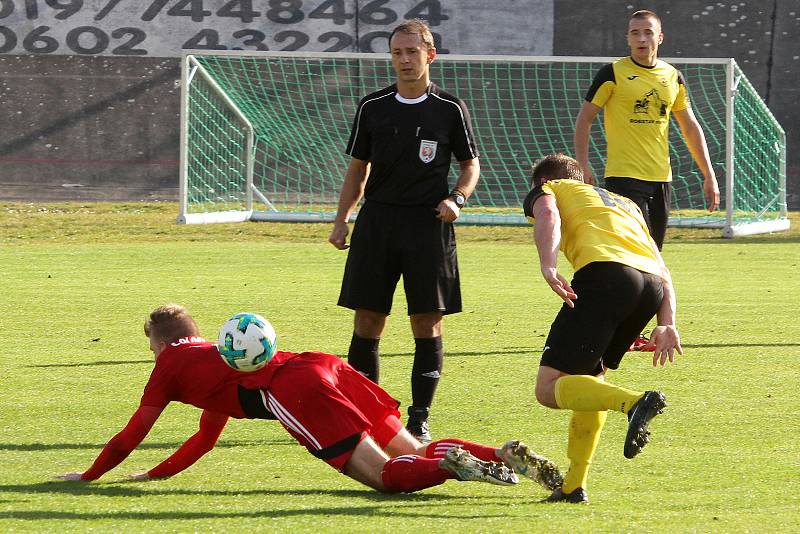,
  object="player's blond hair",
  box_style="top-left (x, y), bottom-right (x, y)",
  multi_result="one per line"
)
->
top-left (389, 19), bottom-right (435, 51)
top-left (531, 153), bottom-right (585, 186)
top-left (144, 304), bottom-right (200, 343)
